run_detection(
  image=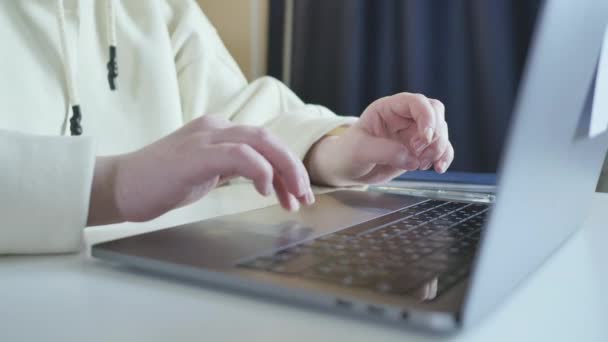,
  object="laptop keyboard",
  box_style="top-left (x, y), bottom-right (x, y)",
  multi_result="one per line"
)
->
top-left (238, 199), bottom-right (489, 301)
